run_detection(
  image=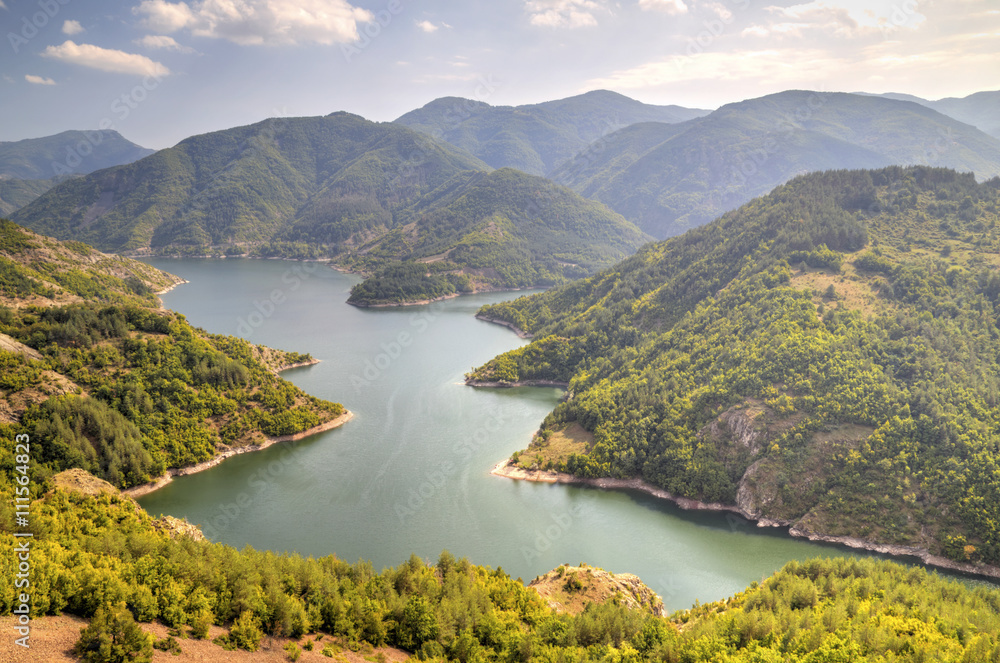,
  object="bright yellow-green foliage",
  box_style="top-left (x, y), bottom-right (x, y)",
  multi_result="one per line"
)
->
top-left (0, 303), bottom-right (341, 487)
top-left (471, 167), bottom-right (1000, 566)
top-left (0, 221), bottom-right (342, 488)
top-left (1, 487), bottom-right (999, 663)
